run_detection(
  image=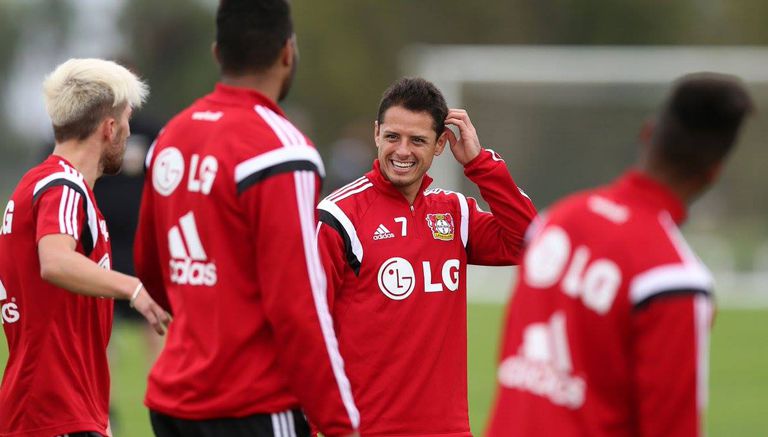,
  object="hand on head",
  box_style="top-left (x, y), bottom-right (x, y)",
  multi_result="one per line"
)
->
top-left (444, 108), bottom-right (482, 165)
